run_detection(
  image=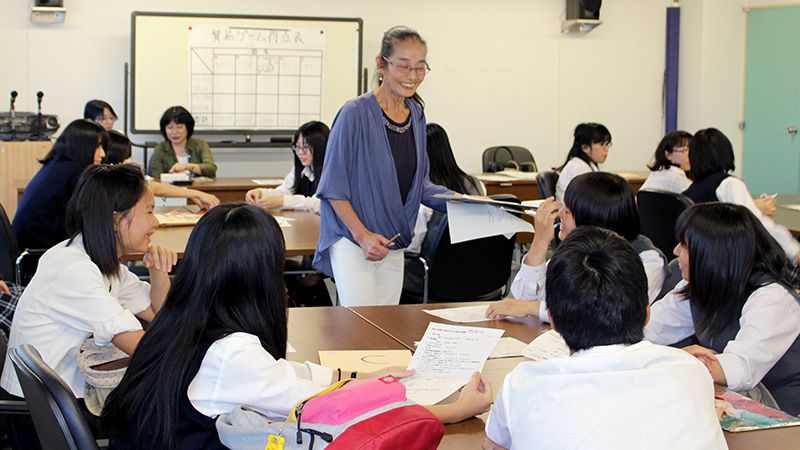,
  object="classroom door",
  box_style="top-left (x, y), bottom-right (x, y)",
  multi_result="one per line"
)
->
top-left (743, 6), bottom-right (800, 194)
